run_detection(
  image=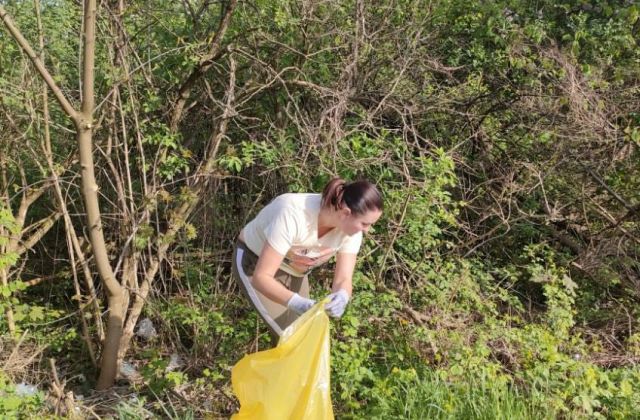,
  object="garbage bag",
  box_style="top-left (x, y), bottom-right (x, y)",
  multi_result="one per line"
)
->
top-left (231, 302), bottom-right (334, 420)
